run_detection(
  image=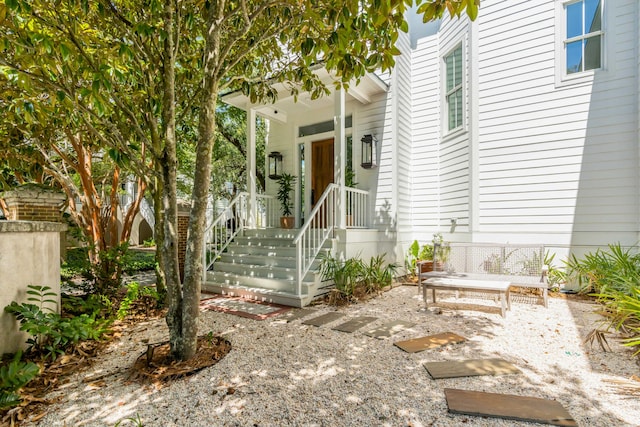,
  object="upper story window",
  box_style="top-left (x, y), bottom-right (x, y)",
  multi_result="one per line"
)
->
top-left (565, 0), bottom-right (603, 74)
top-left (444, 45), bottom-right (463, 131)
